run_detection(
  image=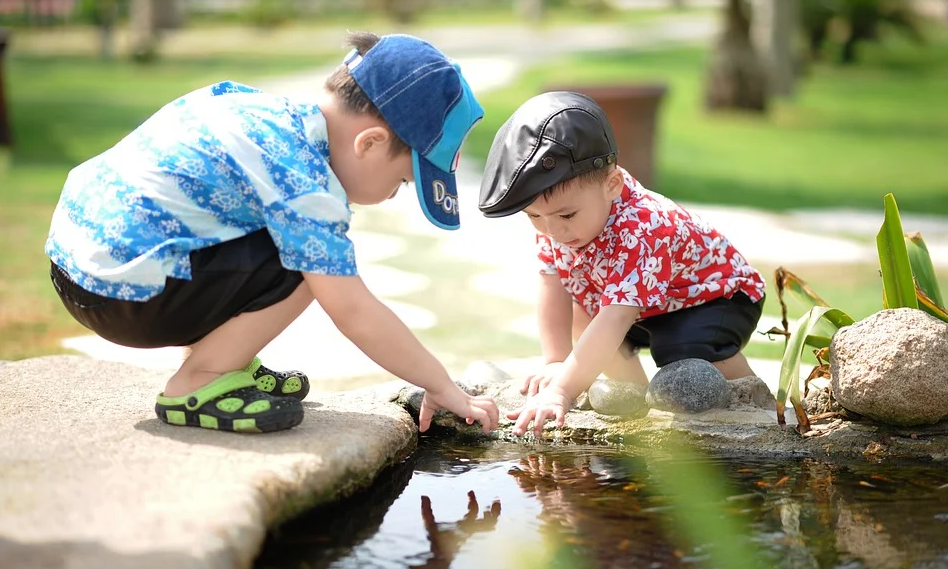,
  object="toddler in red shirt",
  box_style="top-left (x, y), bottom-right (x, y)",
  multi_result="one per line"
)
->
top-left (478, 91), bottom-right (766, 436)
